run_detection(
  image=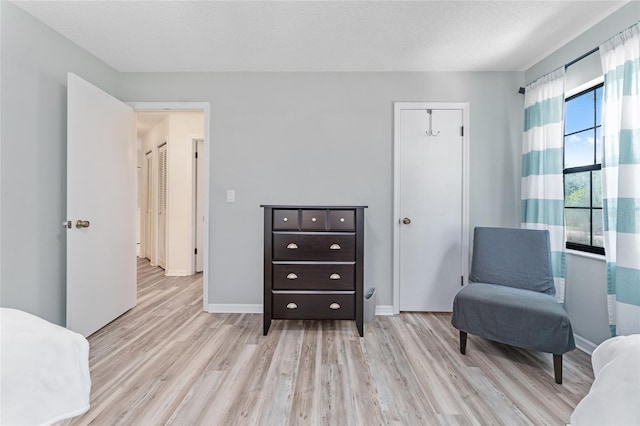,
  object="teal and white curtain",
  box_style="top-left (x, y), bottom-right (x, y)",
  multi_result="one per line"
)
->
top-left (600, 23), bottom-right (640, 336)
top-left (521, 68), bottom-right (566, 303)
